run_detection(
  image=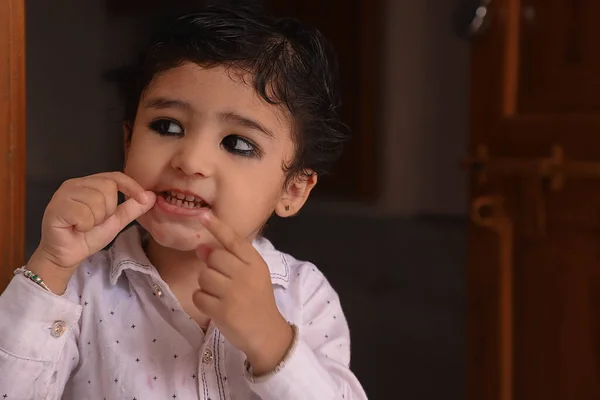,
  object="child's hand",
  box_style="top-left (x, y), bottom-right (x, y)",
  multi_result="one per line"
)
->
top-left (193, 210), bottom-right (294, 375)
top-left (30, 172), bottom-right (155, 283)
